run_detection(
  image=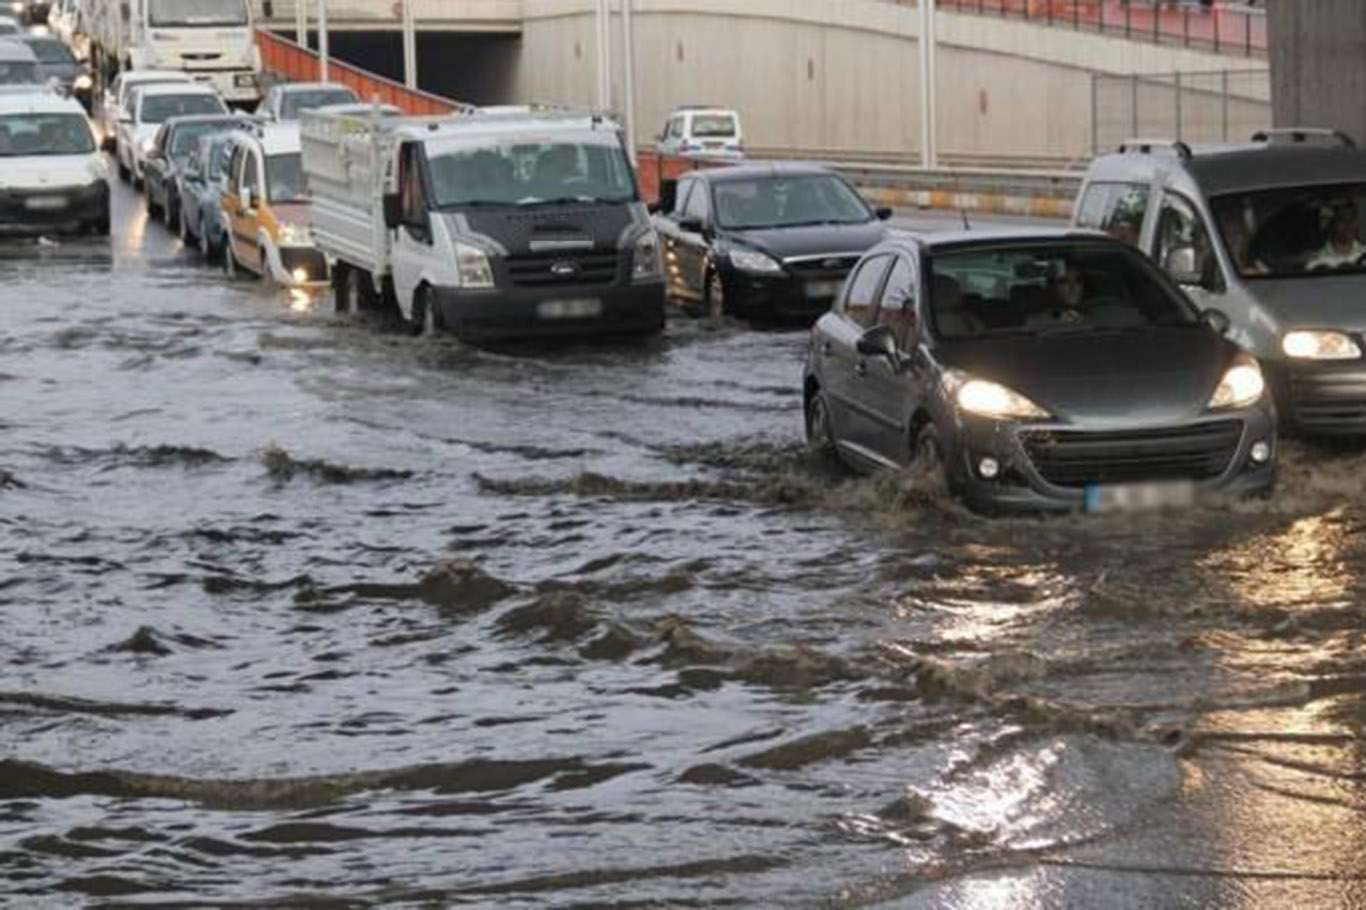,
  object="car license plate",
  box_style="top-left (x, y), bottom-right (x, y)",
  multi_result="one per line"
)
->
top-left (25, 196), bottom-right (67, 211)
top-left (1083, 481), bottom-right (1196, 514)
top-left (537, 298), bottom-right (602, 320)
top-left (805, 280), bottom-right (843, 299)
